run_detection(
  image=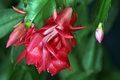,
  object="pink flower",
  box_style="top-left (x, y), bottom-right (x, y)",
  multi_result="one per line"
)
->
top-left (11, 7), bottom-right (86, 75)
top-left (95, 23), bottom-right (104, 43)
